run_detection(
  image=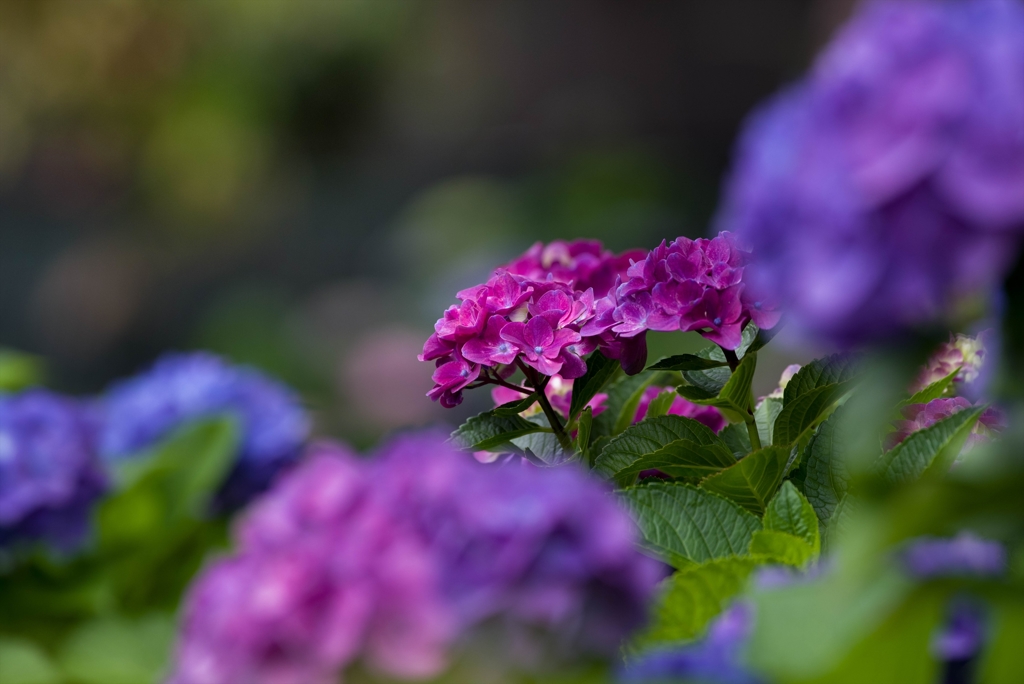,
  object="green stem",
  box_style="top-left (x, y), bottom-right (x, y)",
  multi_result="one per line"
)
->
top-left (745, 416), bottom-right (763, 451)
top-left (517, 361), bottom-right (573, 453)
